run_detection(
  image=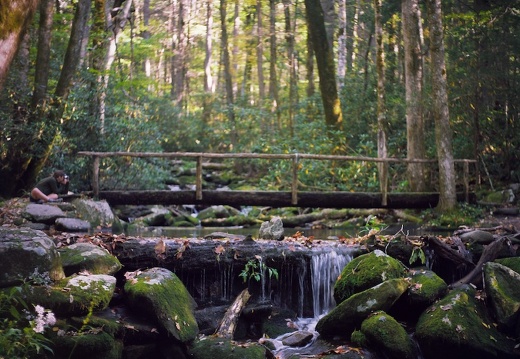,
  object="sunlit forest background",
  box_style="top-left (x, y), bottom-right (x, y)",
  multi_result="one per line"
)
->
top-left (0, 0), bottom-right (518, 198)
